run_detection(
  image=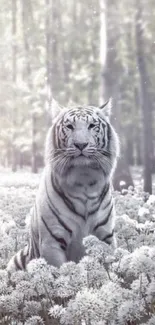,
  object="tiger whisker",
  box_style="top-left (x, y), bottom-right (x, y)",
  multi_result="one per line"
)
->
top-left (57, 155), bottom-right (69, 174)
top-left (47, 154), bottom-right (66, 166)
top-left (95, 152), bottom-right (113, 171)
top-left (97, 149), bottom-right (116, 155)
top-left (57, 148), bottom-right (75, 152)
